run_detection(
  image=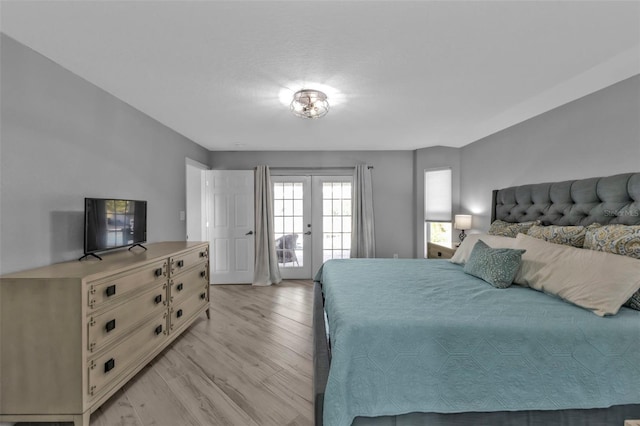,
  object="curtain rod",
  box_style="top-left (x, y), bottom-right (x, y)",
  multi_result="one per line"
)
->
top-left (270, 166), bottom-right (373, 169)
